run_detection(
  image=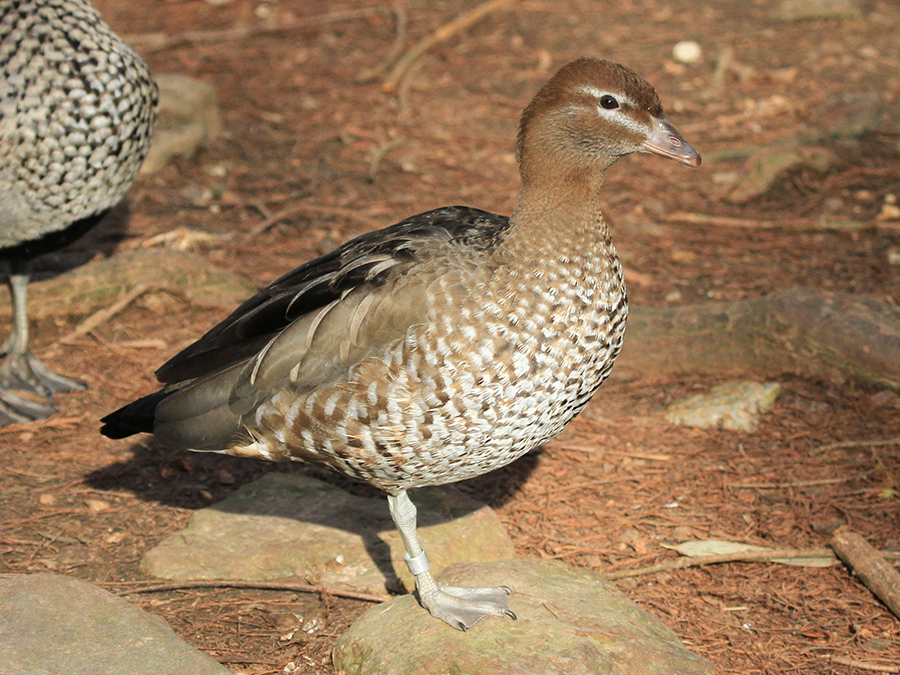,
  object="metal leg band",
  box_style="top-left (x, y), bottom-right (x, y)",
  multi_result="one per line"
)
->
top-left (403, 549), bottom-right (430, 576)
